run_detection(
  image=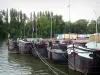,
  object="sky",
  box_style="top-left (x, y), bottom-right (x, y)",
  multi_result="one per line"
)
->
top-left (0, 0), bottom-right (100, 22)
